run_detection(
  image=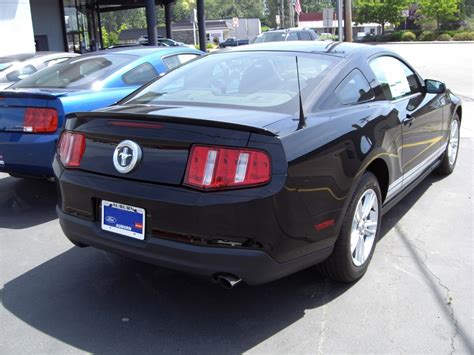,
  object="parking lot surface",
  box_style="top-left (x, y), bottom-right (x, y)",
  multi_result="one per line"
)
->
top-left (1, 43), bottom-right (473, 354)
